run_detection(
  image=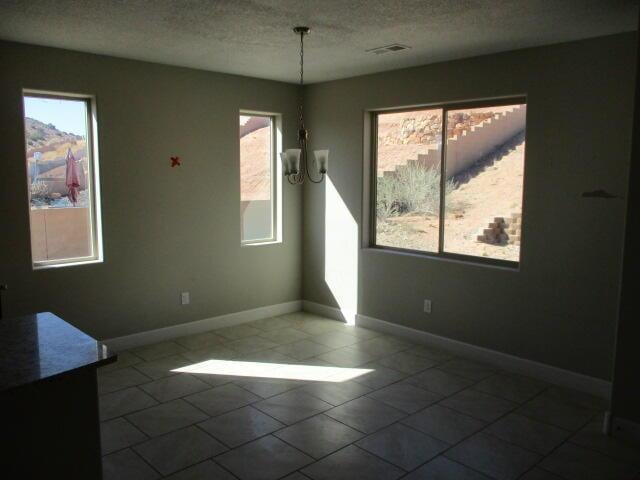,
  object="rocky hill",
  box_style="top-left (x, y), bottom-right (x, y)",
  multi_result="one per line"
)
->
top-left (25, 117), bottom-right (82, 151)
top-left (25, 118), bottom-right (88, 200)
